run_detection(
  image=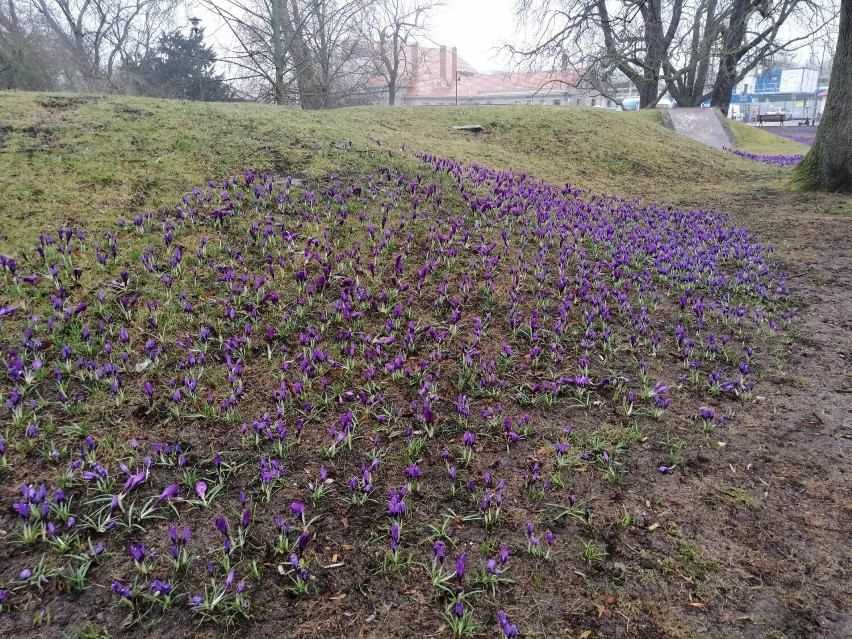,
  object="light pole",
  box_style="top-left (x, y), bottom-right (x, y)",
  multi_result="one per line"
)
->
top-left (812, 44), bottom-right (826, 124)
top-left (455, 74), bottom-right (460, 106)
